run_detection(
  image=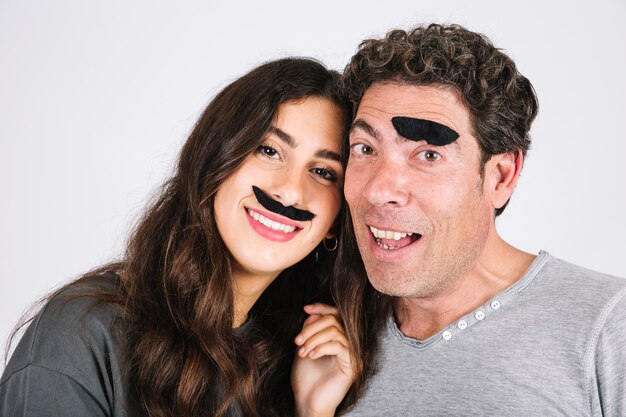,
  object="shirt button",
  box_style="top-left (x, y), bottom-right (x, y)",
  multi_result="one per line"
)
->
top-left (457, 320), bottom-right (468, 330)
top-left (442, 331), bottom-right (452, 340)
top-left (491, 300), bottom-right (501, 310)
top-left (475, 311), bottom-right (485, 321)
